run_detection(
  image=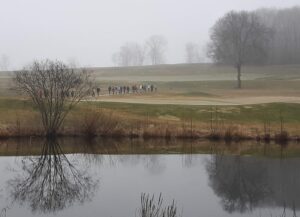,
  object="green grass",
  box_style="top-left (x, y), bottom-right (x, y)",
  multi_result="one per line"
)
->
top-left (2, 64), bottom-right (300, 98)
top-left (1, 62), bottom-right (300, 134)
top-left (160, 79), bottom-right (300, 90)
top-left (92, 63), bottom-right (300, 80)
top-left (1, 97), bottom-right (299, 126)
top-left (0, 98), bottom-right (40, 115)
top-left (88, 101), bottom-right (300, 124)
top-left (90, 63), bottom-right (300, 97)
